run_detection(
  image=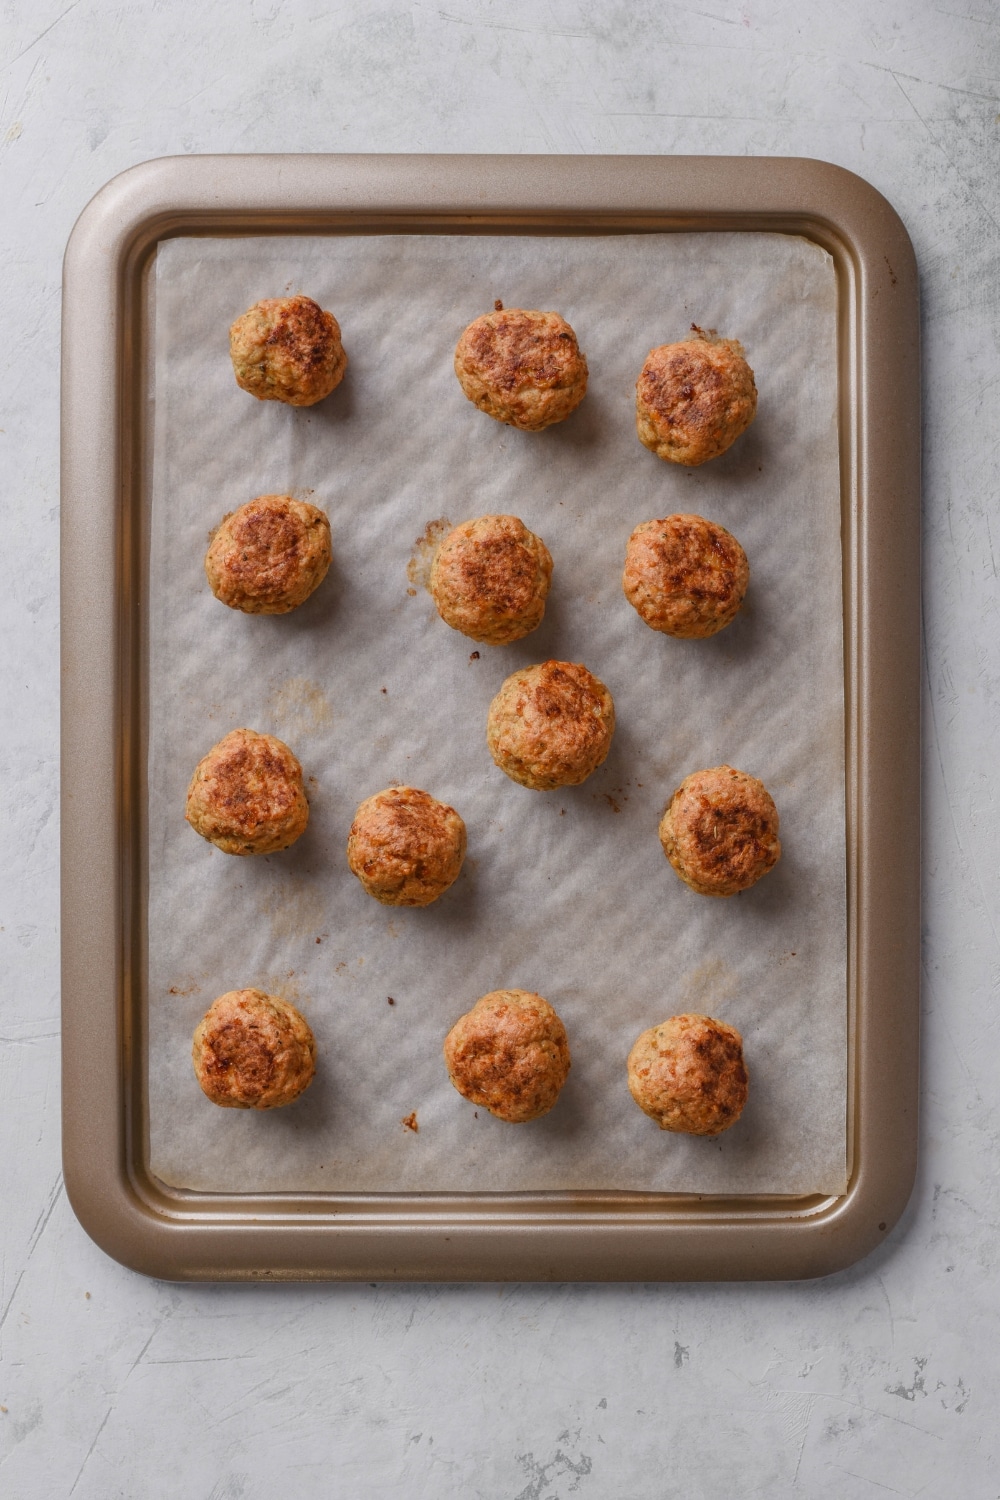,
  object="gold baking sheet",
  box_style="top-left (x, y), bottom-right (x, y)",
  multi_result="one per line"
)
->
top-left (60, 155), bottom-right (919, 1280)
